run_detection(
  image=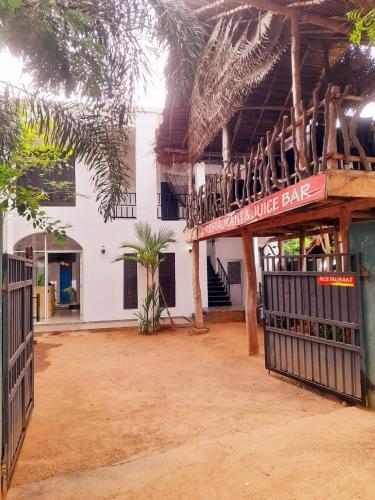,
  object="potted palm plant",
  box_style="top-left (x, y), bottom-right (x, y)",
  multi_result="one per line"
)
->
top-left (118, 221), bottom-right (175, 334)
